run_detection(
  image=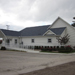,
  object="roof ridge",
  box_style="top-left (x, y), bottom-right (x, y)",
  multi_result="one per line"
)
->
top-left (20, 25), bottom-right (50, 32)
top-left (0, 29), bottom-right (19, 32)
top-left (50, 27), bottom-right (66, 29)
top-left (27, 25), bottom-right (50, 28)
